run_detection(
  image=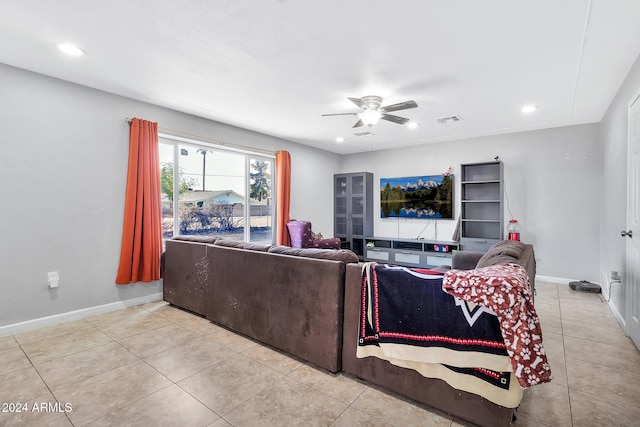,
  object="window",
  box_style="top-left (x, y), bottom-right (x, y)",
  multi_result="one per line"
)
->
top-left (159, 136), bottom-right (274, 243)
